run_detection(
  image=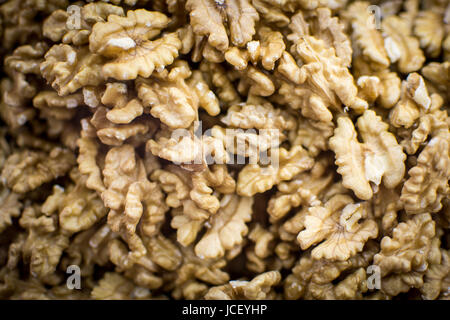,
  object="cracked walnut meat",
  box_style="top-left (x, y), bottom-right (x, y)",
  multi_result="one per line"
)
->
top-left (0, 0), bottom-right (448, 301)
